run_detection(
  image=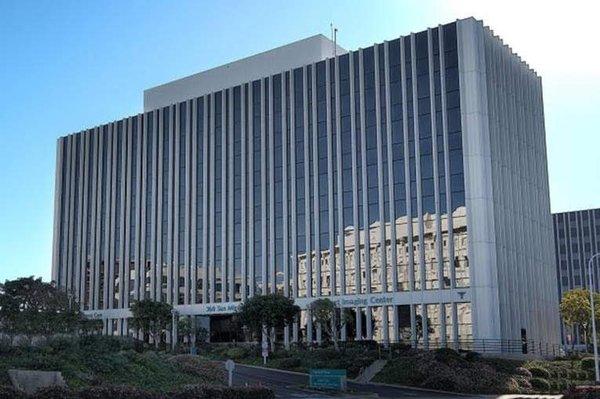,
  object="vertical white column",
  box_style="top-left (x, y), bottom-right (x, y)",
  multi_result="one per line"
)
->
top-left (134, 115), bottom-right (143, 302)
top-left (248, 86), bottom-right (255, 298)
top-left (282, 72), bottom-right (290, 348)
top-left (66, 134), bottom-right (76, 291)
top-left (374, 44), bottom-right (389, 344)
top-left (358, 49), bottom-right (373, 340)
top-left (108, 123), bottom-right (118, 309)
top-left (241, 86), bottom-right (248, 301)
top-left (76, 132), bottom-right (87, 306)
top-left (311, 62), bottom-right (321, 346)
top-left (268, 77), bottom-right (276, 295)
top-left (326, 59), bottom-right (335, 300)
top-left (384, 42), bottom-right (400, 342)
top-left (184, 100), bottom-right (192, 305)
top-left (151, 111), bottom-right (160, 301)
top-left (89, 130), bottom-right (99, 309)
top-left (209, 94), bottom-right (216, 303)
top-left (261, 79), bottom-right (268, 295)
top-left (95, 128), bottom-right (105, 309)
top-left (349, 51), bottom-right (362, 340)
top-left (102, 126), bottom-right (111, 308)
top-left (290, 71), bottom-right (300, 343)
top-left (139, 114), bottom-right (148, 303)
top-left (221, 91), bottom-right (228, 303)
top-left (202, 97), bottom-right (210, 304)
top-left (51, 138), bottom-right (64, 284)
top-left (228, 89), bottom-right (235, 301)
top-left (156, 110), bottom-right (164, 302)
top-left (173, 106), bottom-right (181, 306)
top-left (123, 119), bottom-right (132, 309)
top-left (167, 107), bottom-right (175, 305)
top-left (303, 66), bottom-right (313, 343)
top-left (118, 120), bottom-right (128, 308)
top-left (190, 99), bottom-right (198, 304)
